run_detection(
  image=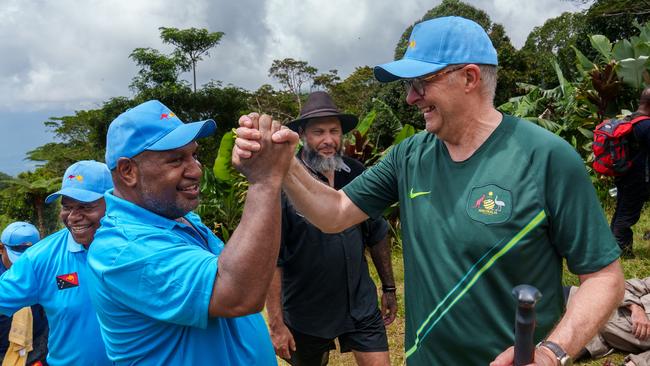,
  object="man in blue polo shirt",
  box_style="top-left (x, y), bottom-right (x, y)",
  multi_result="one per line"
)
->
top-left (87, 100), bottom-right (296, 365)
top-left (0, 160), bottom-right (112, 366)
